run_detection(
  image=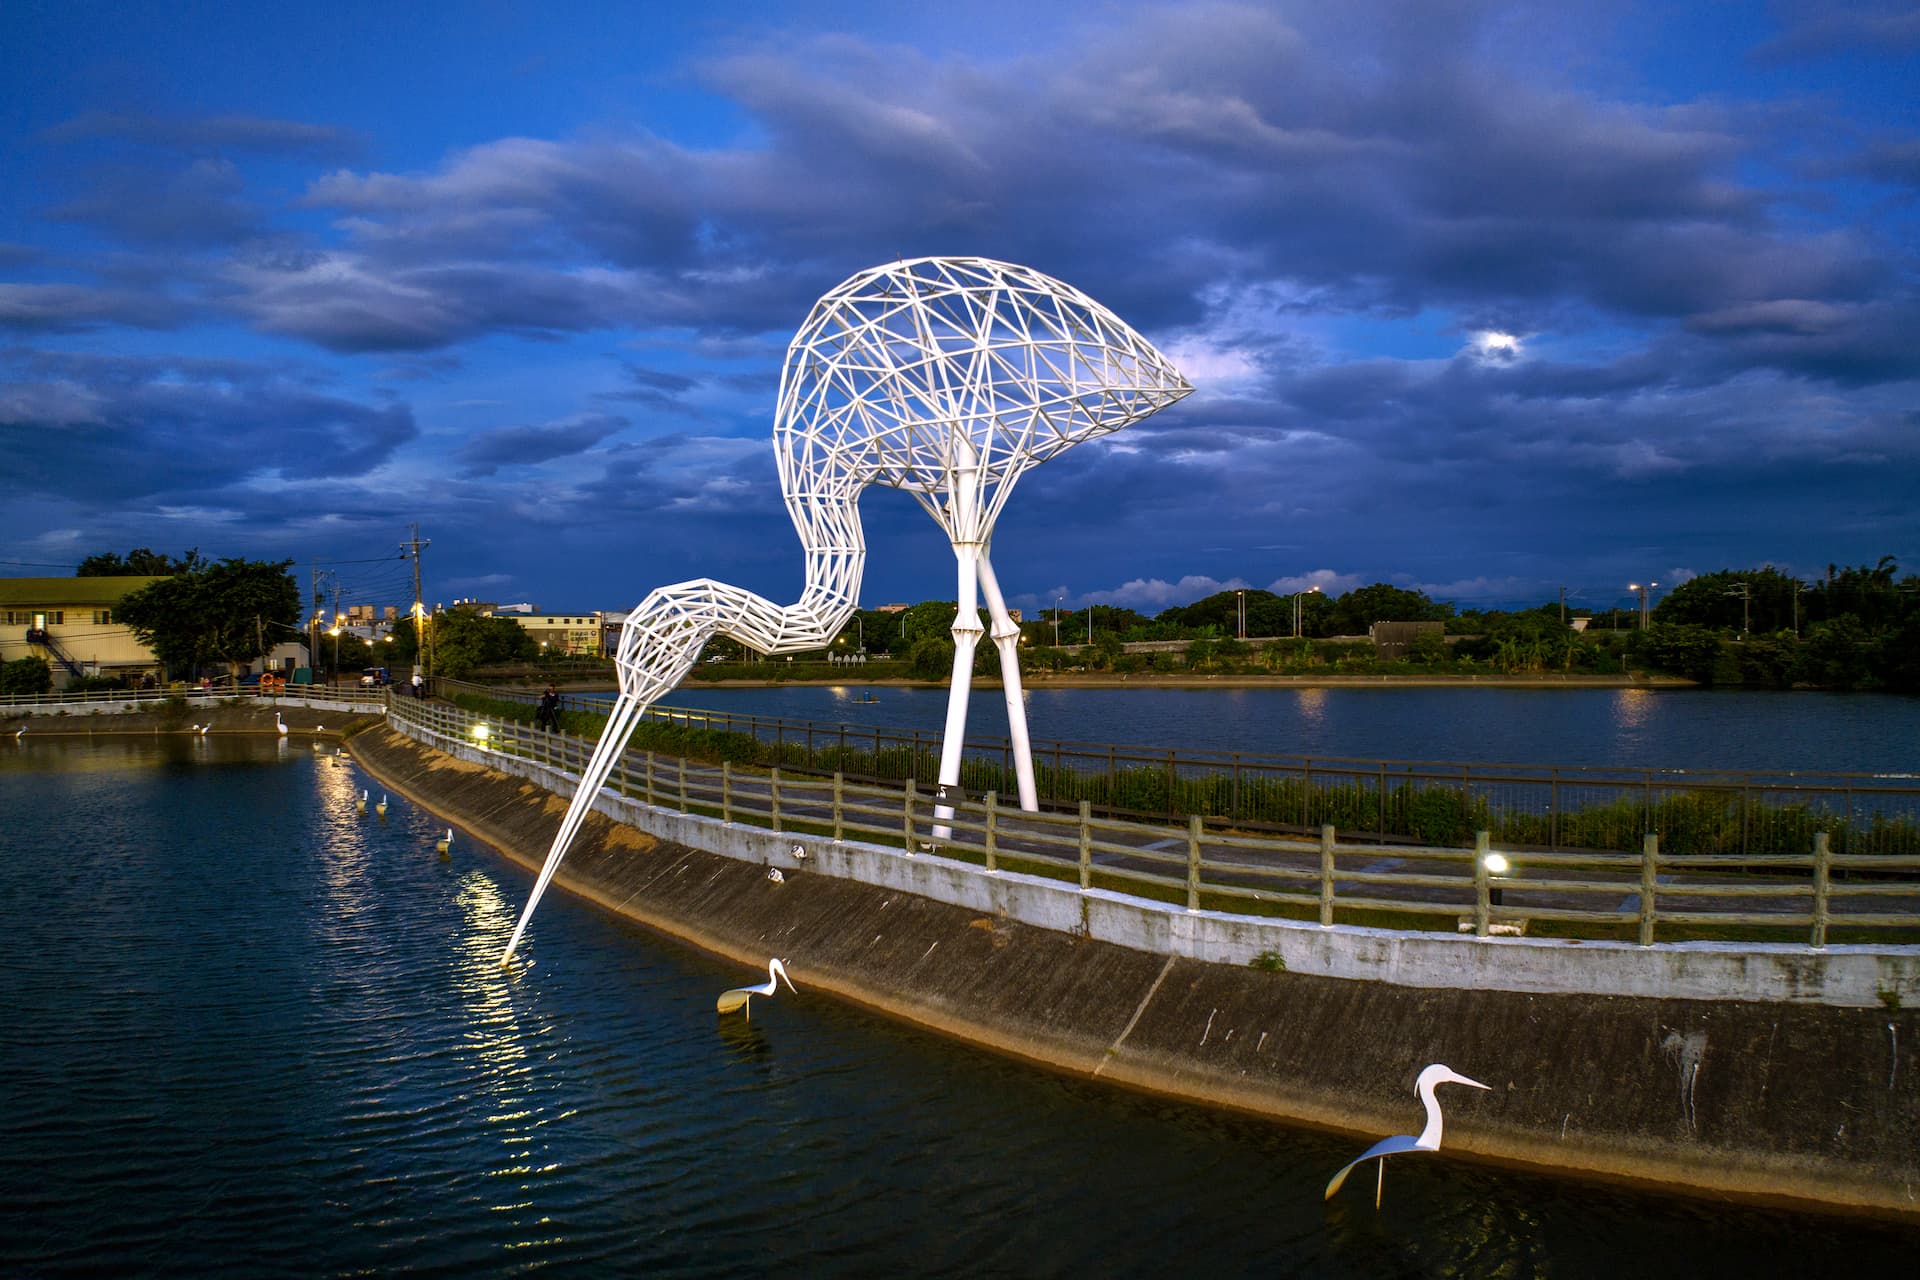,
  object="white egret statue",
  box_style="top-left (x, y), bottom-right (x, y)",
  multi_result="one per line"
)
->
top-left (356, 789), bottom-right (368, 815)
top-left (501, 257), bottom-right (1191, 964)
top-left (717, 958), bottom-right (798, 1019)
top-left (435, 828), bottom-right (452, 857)
top-left (1325, 1063), bottom-right (1490, 1208)
top-left (275, 712), bottom-right (287, 737)
top-left (376, 794), bottom-right (389, 818)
